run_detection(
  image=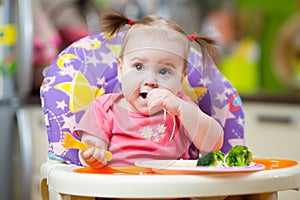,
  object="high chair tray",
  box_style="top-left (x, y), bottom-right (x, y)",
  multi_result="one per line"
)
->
top-left (41, 159), bottom-right (300, 198)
